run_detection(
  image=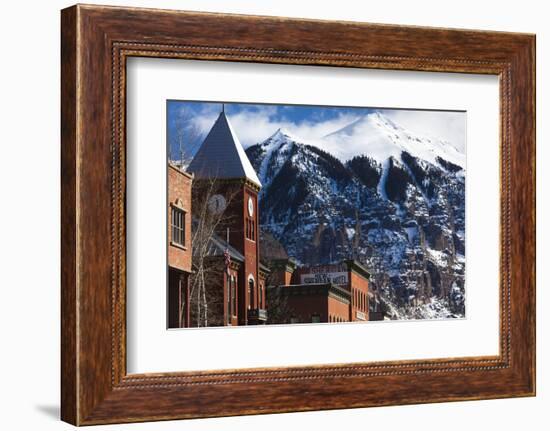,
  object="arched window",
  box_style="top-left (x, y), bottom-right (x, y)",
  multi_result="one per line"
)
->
top-left (230, 275), bottom-right (236, 317)
top-left (248, 275), bottom-right (255, 309)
